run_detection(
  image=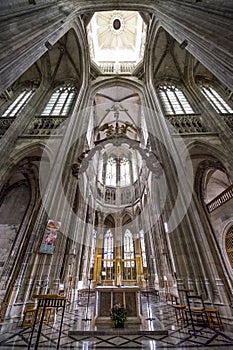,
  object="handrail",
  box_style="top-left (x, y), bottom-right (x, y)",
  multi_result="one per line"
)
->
top-left (206, 184), bottom-right (233, 213)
